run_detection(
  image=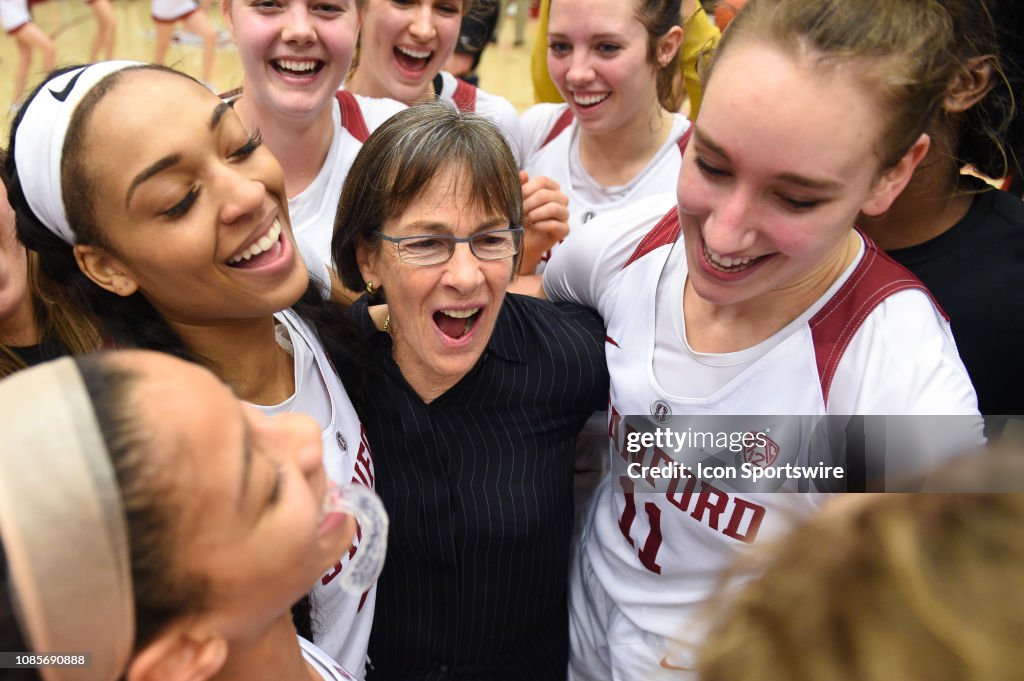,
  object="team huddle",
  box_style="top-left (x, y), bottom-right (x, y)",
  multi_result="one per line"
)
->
top-left (1, 0), bottom-right (1023, 680)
